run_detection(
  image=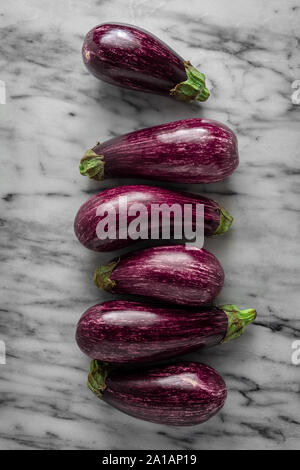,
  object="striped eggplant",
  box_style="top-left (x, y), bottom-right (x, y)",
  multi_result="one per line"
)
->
top-left (93, 245), bottom-right (224, 306)
top-left (82, 23), bottom-right (209, 103)
top-left (74, 185), bottom-right (233, 252)
top-left (80, 119), bottom-right (239, 184)
top-left (76, 301), bottom-right (257, 364)
top-left (88, 360), bottom-right (227, 426)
